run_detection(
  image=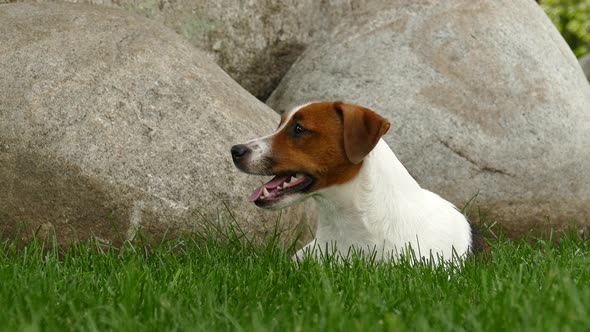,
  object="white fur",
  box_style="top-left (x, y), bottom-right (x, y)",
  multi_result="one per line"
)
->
top-left (296, 139), bottom-right (472, 263)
